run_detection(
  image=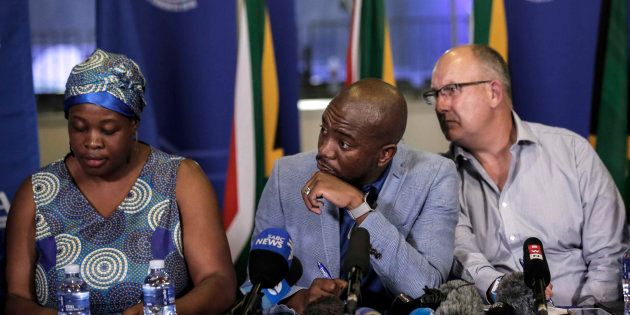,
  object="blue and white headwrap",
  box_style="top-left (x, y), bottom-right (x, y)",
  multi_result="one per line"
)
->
top-left (63, 49), bottom-right (146, 120)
